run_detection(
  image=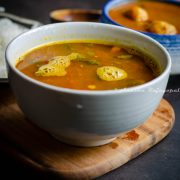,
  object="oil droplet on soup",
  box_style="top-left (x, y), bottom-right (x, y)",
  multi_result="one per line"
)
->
top-left (16, 42), bottom-right (161, 90)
